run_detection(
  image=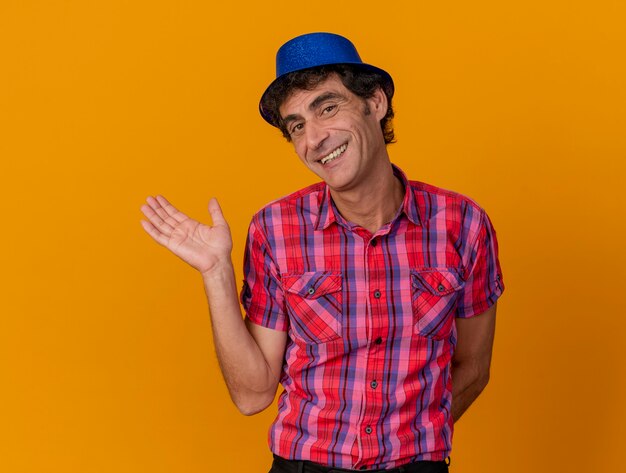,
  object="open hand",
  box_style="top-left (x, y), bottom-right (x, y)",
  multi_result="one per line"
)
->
top-left (140, 195), bottom-right (233, 275)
